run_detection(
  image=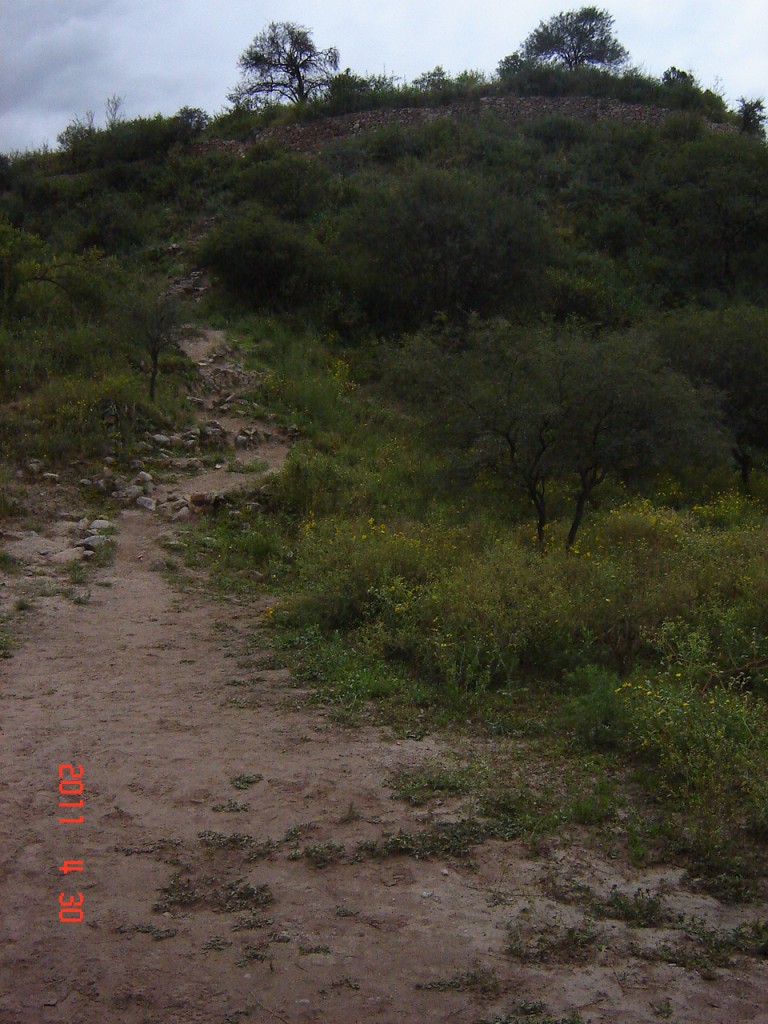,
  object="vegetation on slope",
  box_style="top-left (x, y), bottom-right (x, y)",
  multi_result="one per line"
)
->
top-left (2, 11), bottom-right (768, 896)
